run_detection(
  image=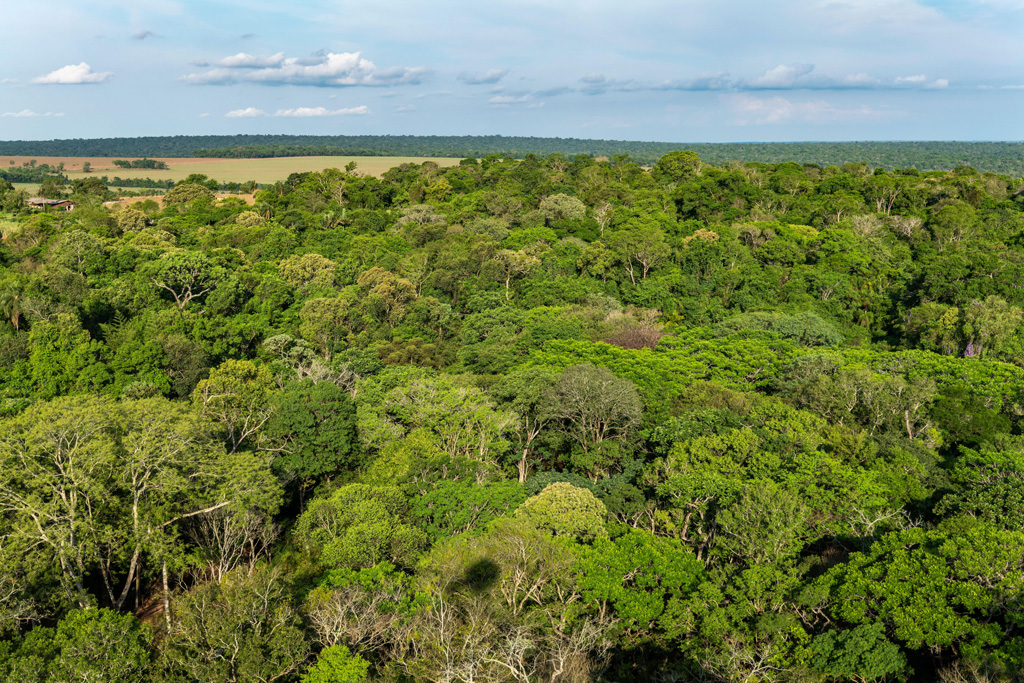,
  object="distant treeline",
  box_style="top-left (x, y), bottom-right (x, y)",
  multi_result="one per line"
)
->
top-left (101, 176), bottom-right (176, 189)
top-left (1, 135), bottom-right (1024, 174)
top-left (0, 165), bottom-right (66, 184)
top-left (112, 158), bottom-right (169, 170)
